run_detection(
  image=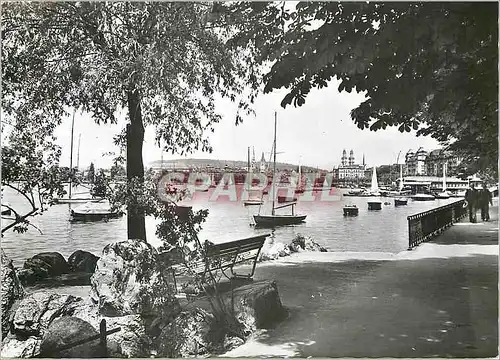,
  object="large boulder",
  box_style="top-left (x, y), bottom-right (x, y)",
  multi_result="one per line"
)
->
top-left (289, 234), bottom-right (327, 253)
top-left (90, 239), bottom-right (180, 318)
top-left (68, 250), bottom-right (99, 273)
top-left (21, 252), bottom-right (69, 285)
top-left (1, 291), bottom-right (84, 358)
top-left (9, 291), bottom-right (83, 338)
top-left (72, 303), bottom-right (151, 358)
top-left (1, 249), bottom-right (25, 339)
top-left (156, 308), bottom-right (217, 358)
top-left (224, 280), bottom-right (286, 334)
top-left (259, 234), bottom-right (327, 262)
top-left (39, 317), bottom-right (102, 358)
